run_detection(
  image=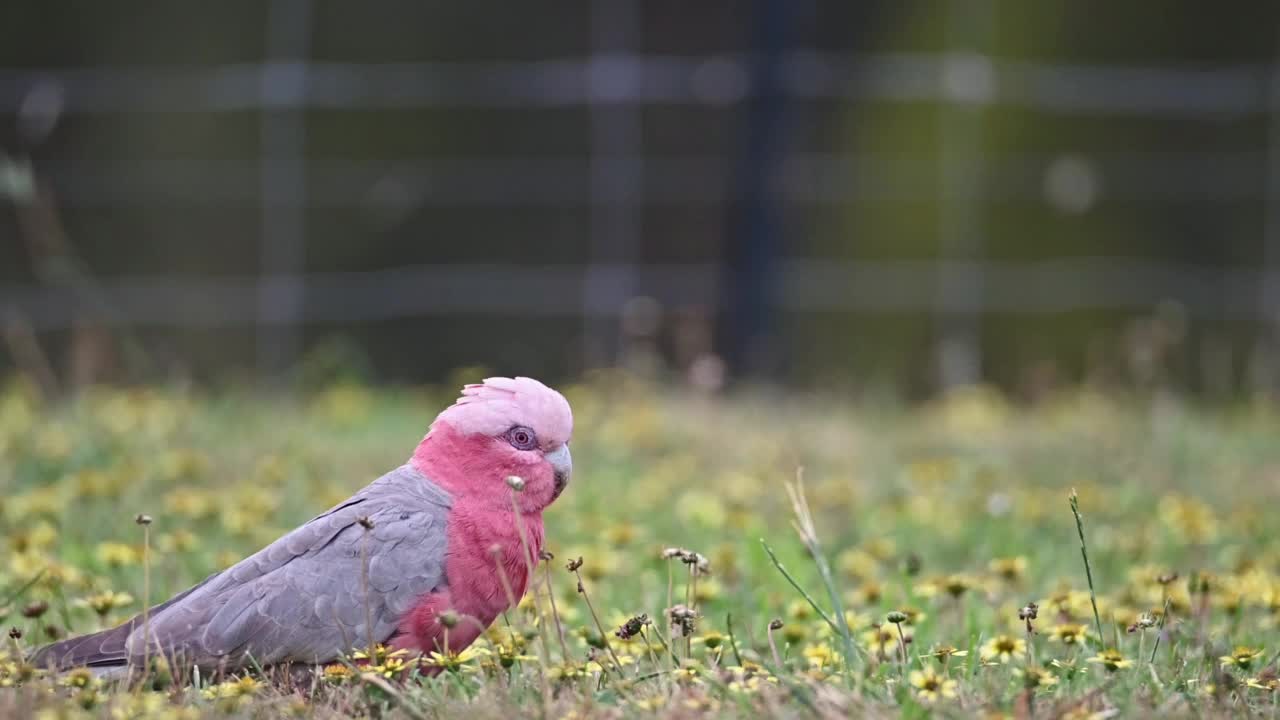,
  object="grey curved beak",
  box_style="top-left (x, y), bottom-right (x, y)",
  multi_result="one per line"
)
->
top-left (546, 444), bottom-right (572, 498)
